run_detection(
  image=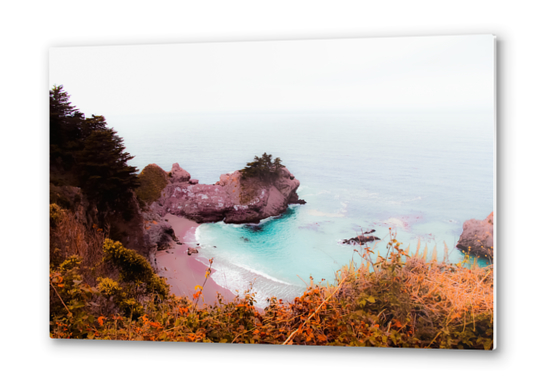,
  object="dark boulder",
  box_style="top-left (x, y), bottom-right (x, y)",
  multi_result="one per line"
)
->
top-left (342, 233), bottom-right (380, 245)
